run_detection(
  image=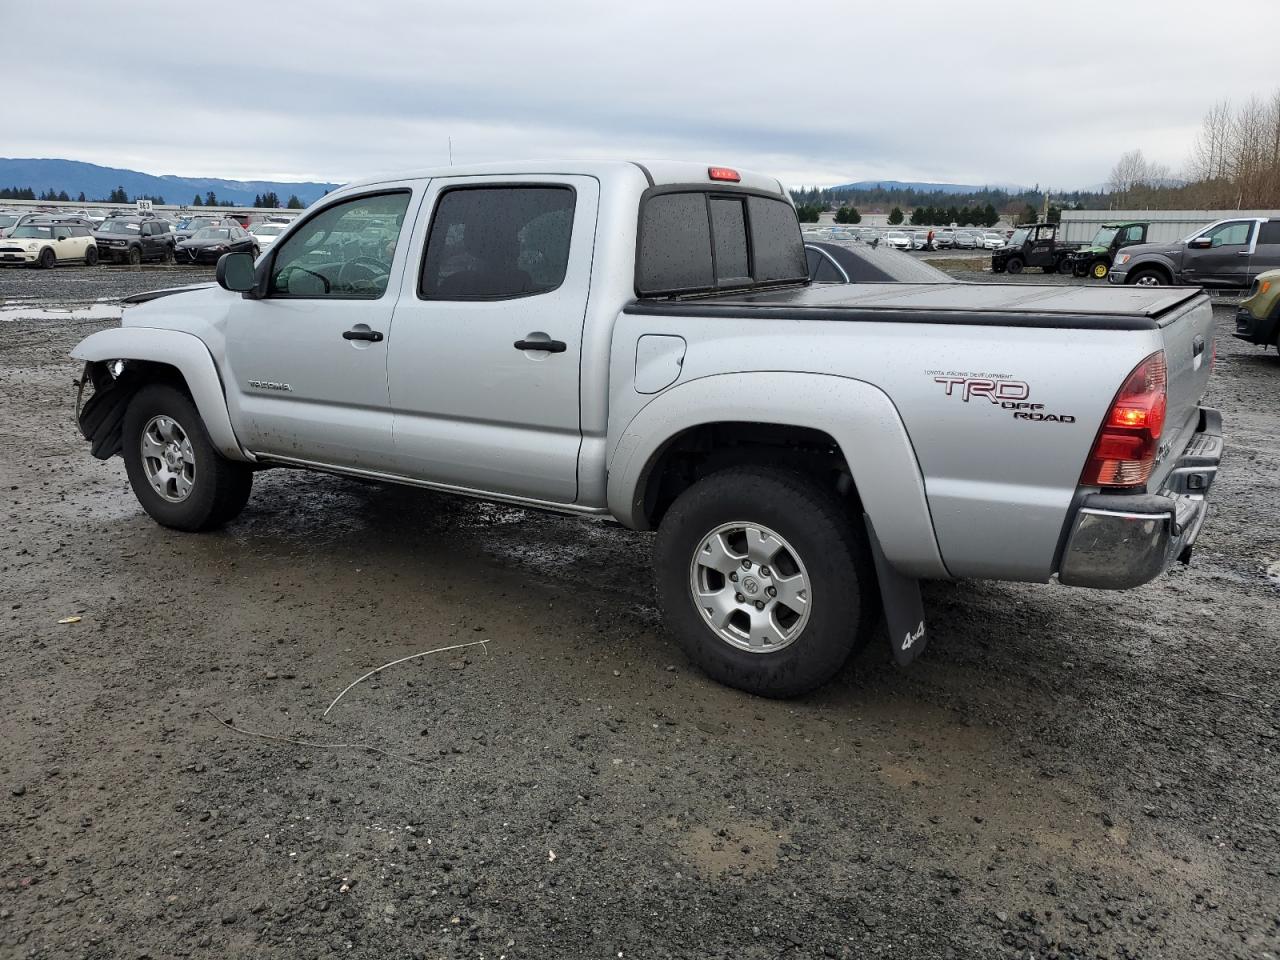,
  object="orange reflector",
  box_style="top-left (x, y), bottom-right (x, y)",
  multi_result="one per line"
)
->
top-left (1262, 280), bottom-right (1272, 294)
top-left (708, 166), bottom-right (741, 182)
